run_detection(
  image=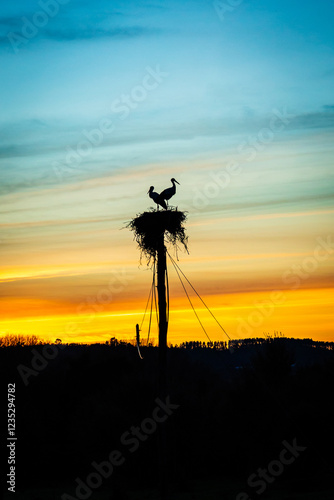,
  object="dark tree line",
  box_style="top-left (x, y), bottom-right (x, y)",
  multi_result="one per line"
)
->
top-left (1, 336), bottom-right (334, 498)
